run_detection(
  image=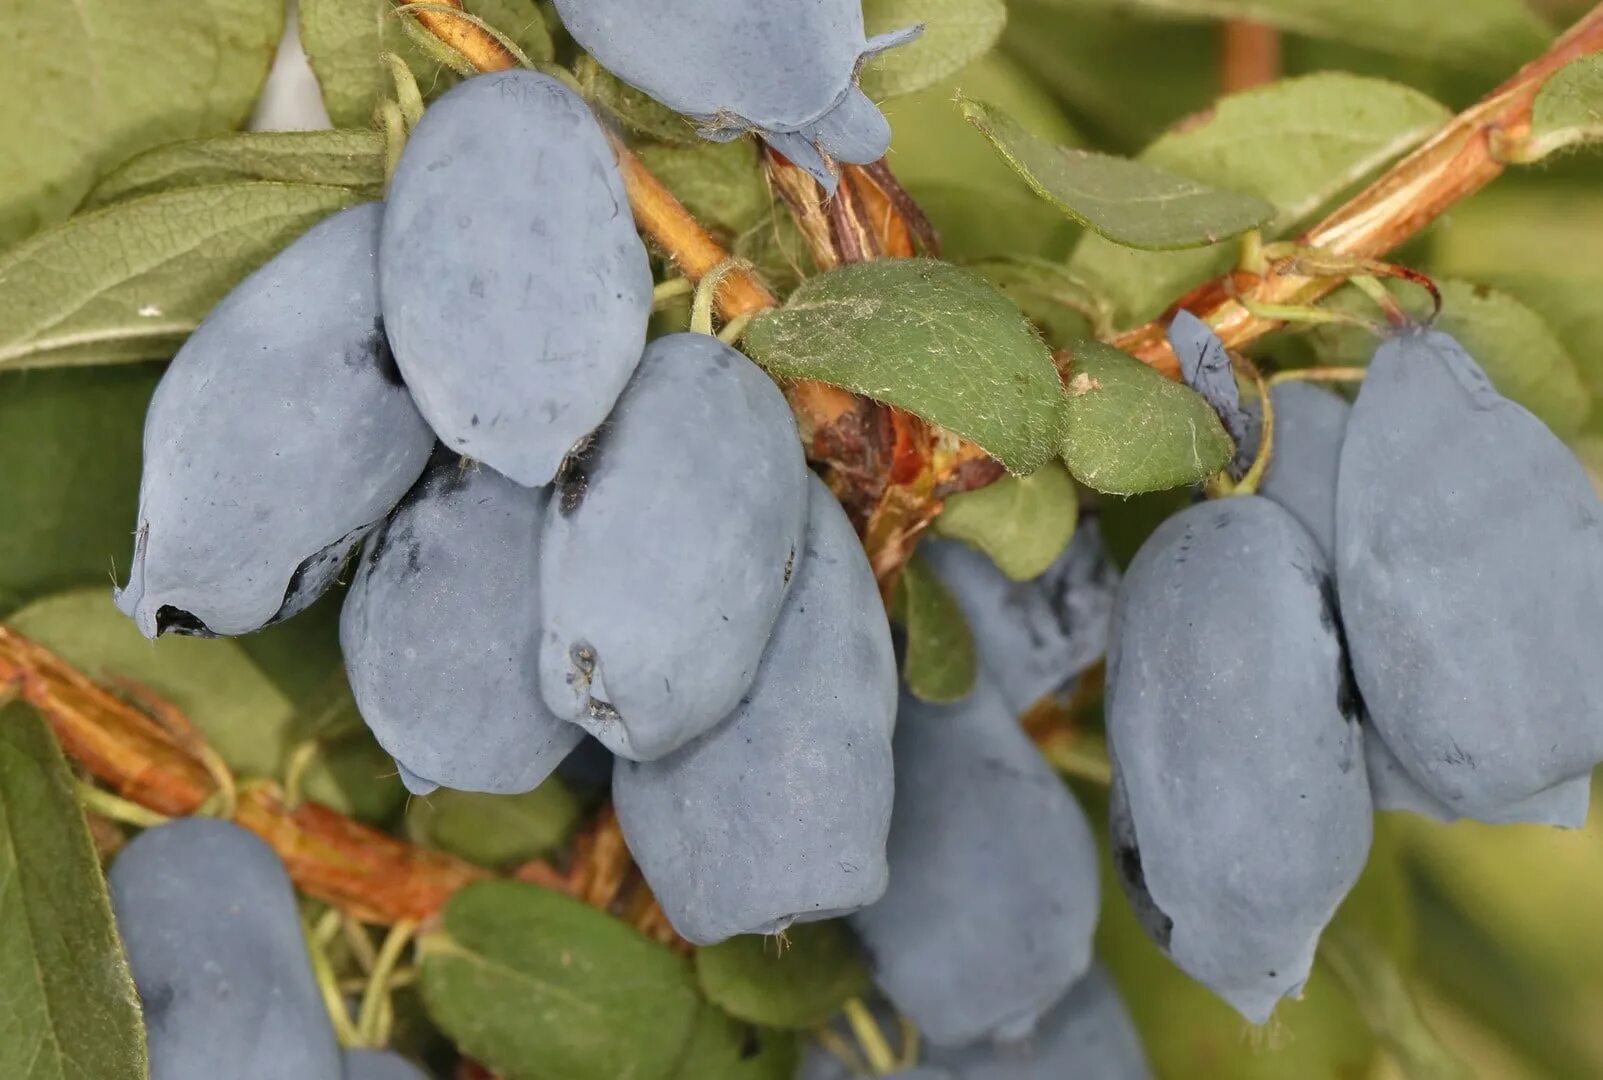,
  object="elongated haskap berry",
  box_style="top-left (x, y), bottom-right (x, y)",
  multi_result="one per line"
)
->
top-left (341, 455), bottom-right (582, 794)
top-left (114, 203), bottom-right (433, 638)
top-left (1254, 381), bottom-right (1350, 558)
top-left (381, 72), bottom-right (652, 486)
top-left (343, 1049), bottom-right (427, 1080)
top-left (920, 522), bottom-right (1118, 716)
top-left (1106, 496), bottom-right (1371, 1023)
top-left (1364, 728), bottom-right (1590, 826)
top-left (614, 476), bottom-right (895, 944)
top-left (928, 964), bottom-right (1151, 1080)
top-left (849, 673), bottom-right (1099, 1047)
top-left (108, 819), bottom-right (341, 1080)
top-left (539, 332), bottom-right (808, 761)
top-left (551, 0), bottom-right (919, 191)
top-left (1338, 330), bottom-right (1603, 818)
